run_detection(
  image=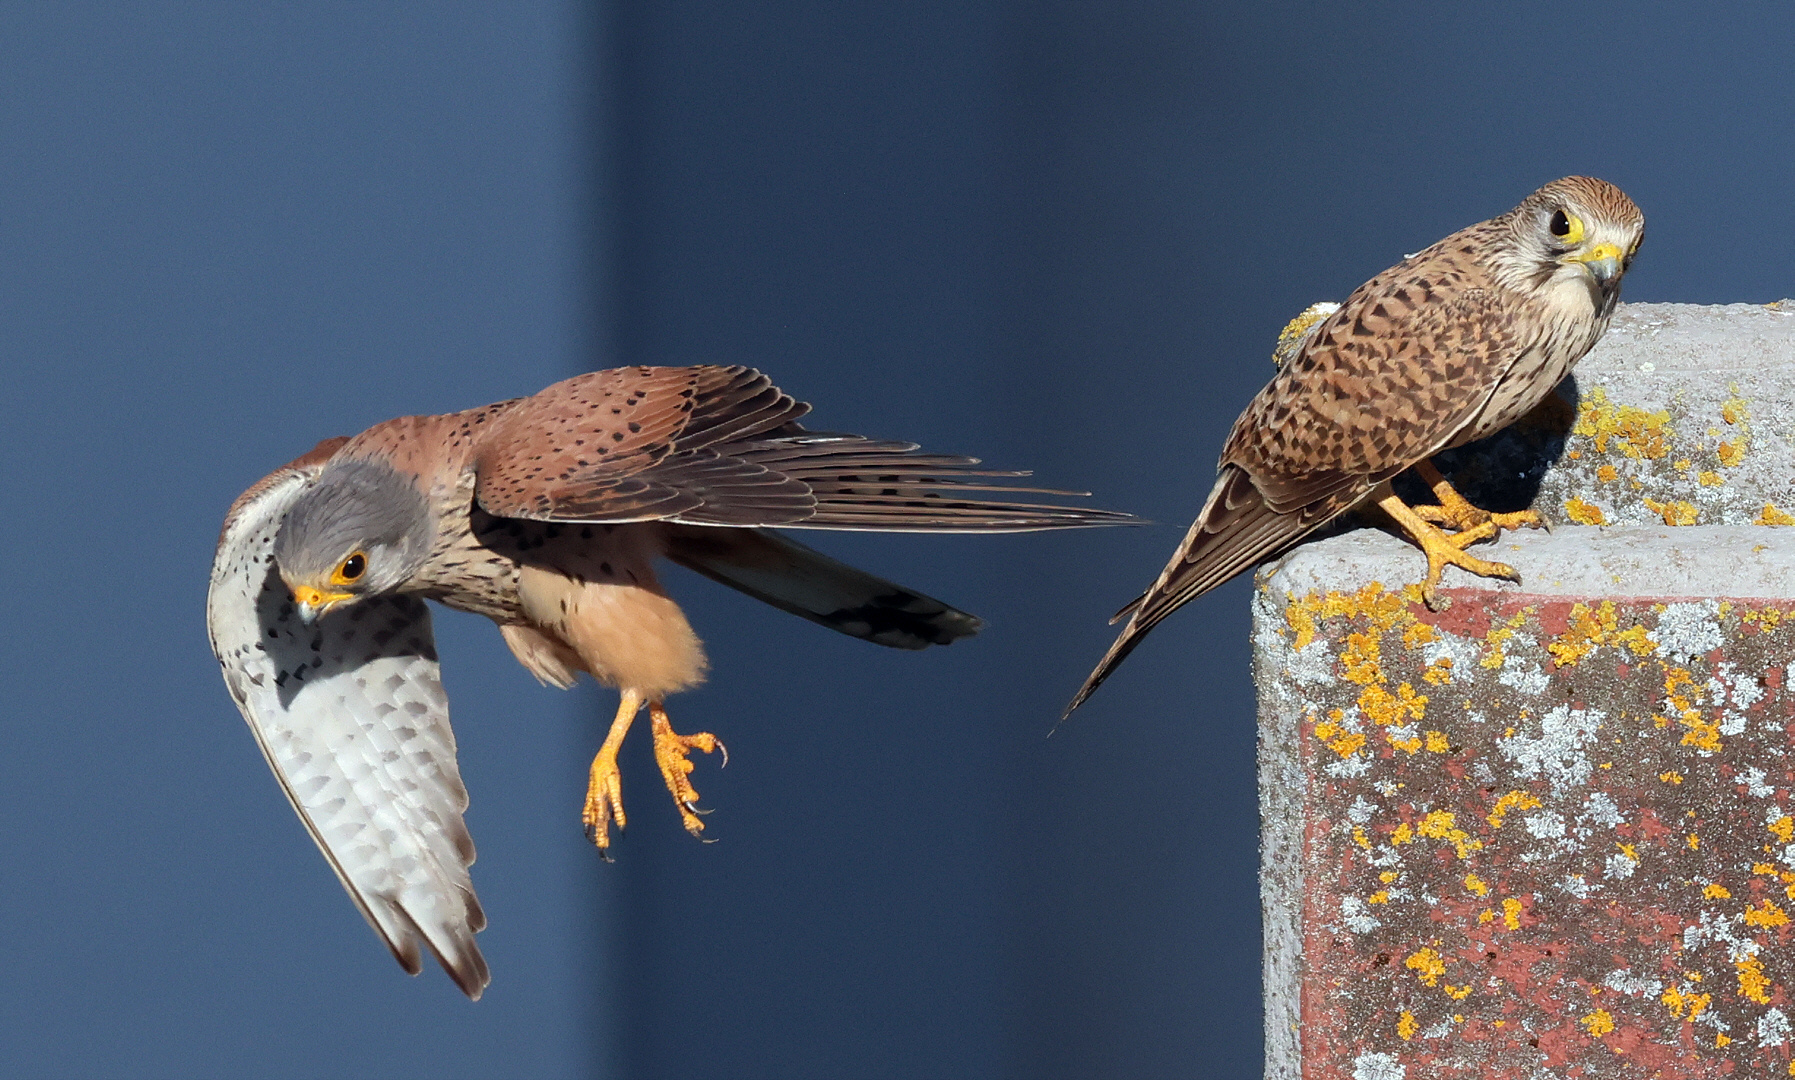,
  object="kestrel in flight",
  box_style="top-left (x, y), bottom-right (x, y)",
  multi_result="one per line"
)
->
top-left (208, 365), bottom-right (1136, 997)
top-left (1066, 175), bottom-right (1644, 715)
